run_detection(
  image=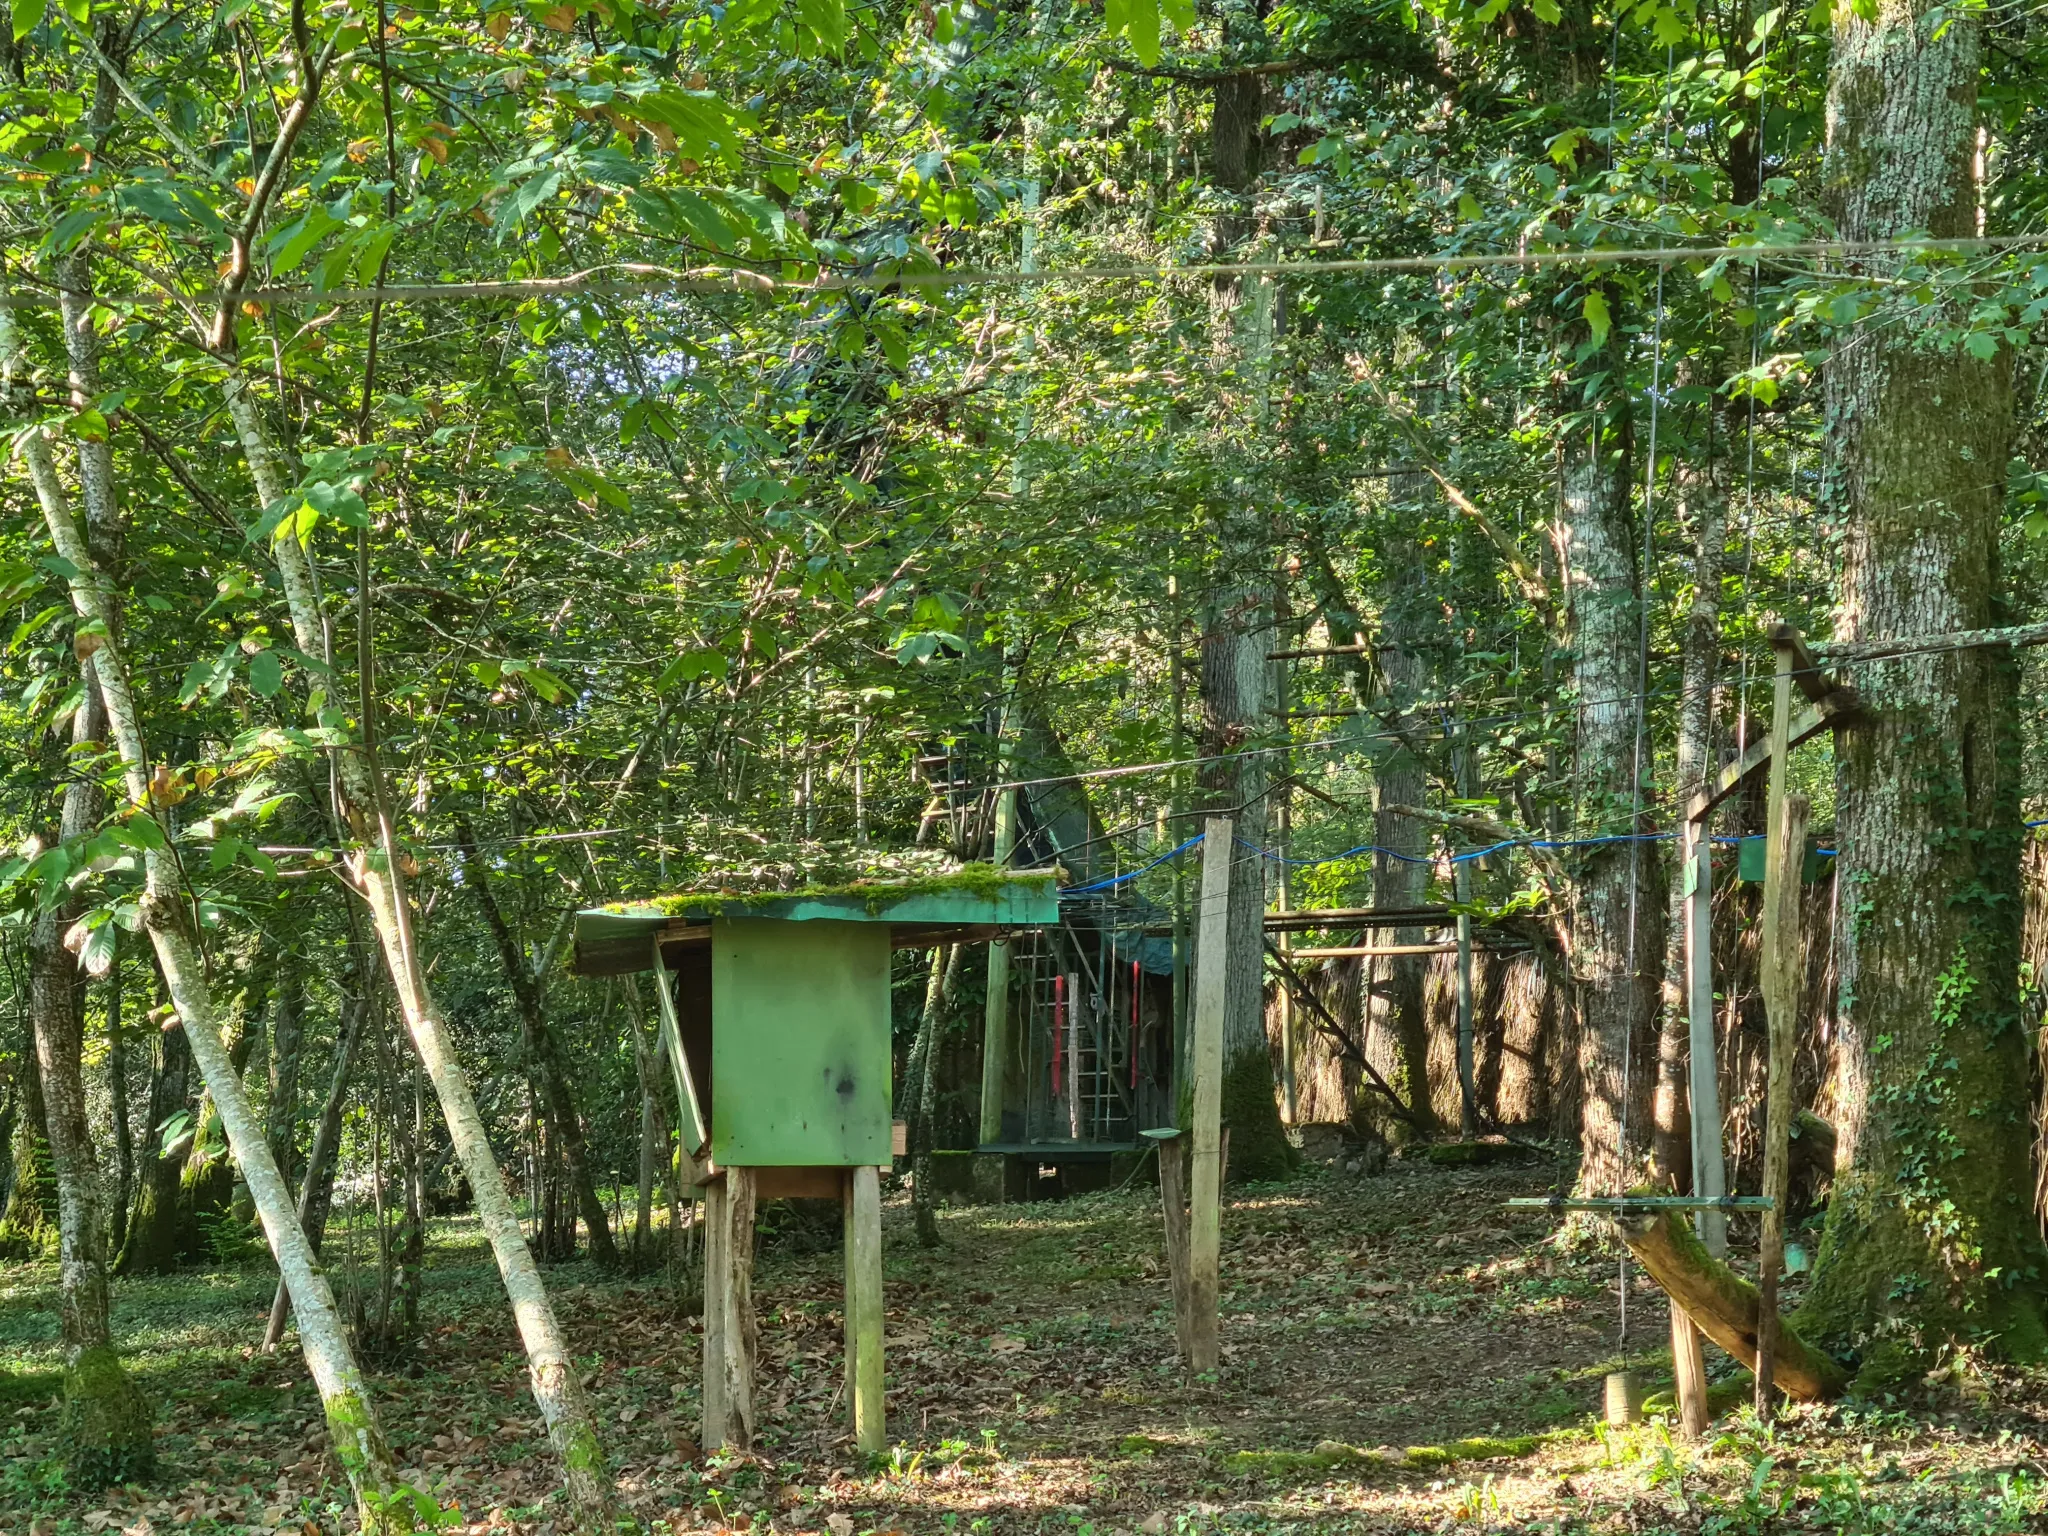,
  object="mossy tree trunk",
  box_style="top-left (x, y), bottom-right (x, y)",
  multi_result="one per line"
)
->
top-left (116, 1004), bottom-right (190, 1278)
top-left (1796, 0), bottom-right (2048, 1378)
top-left (28, 669), bottom-right (152, 1485)
top-left (1193, 88), bottom-right (1290, 1183)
